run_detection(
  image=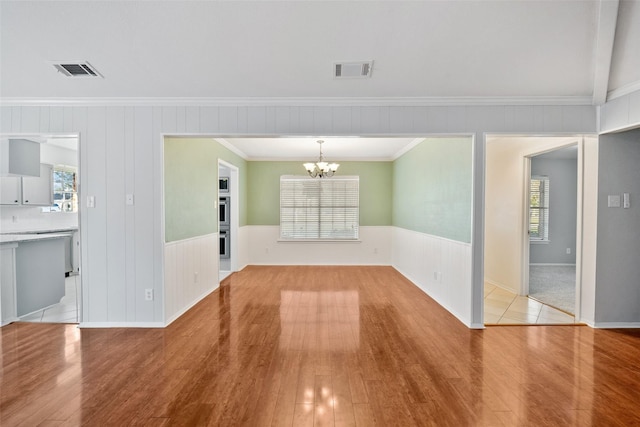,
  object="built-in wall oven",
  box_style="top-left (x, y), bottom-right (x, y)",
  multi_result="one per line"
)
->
top-left (219, 196), bottom-right (230, 259)
top-left (219, 228), bottom-right (230, 259)
top-left (219, 197), bottom-right (230, 227)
